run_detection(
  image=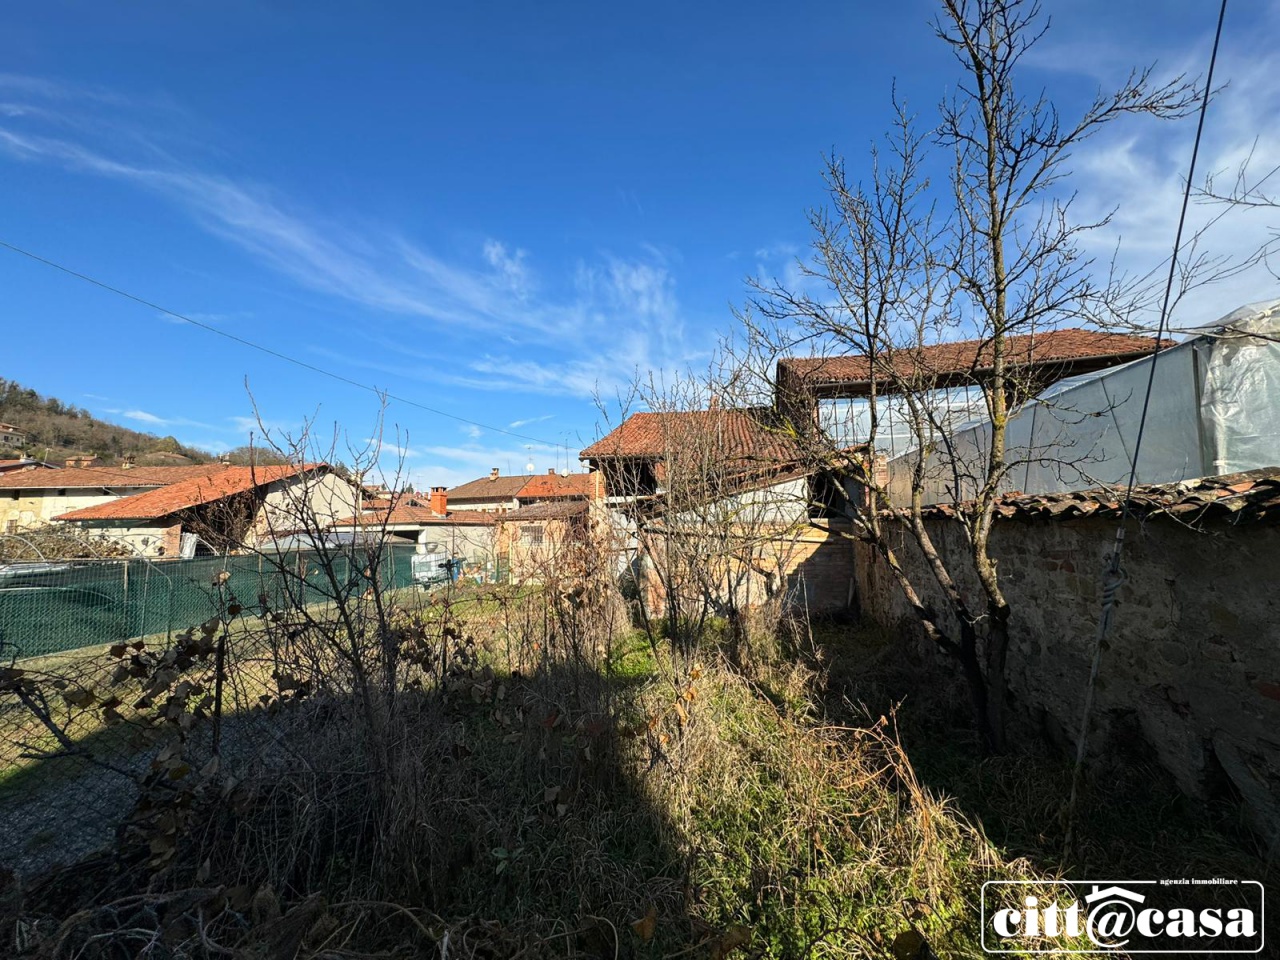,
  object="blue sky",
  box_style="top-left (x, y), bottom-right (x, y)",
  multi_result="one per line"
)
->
top-left (2, 1), bottom-right (1277, 489)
